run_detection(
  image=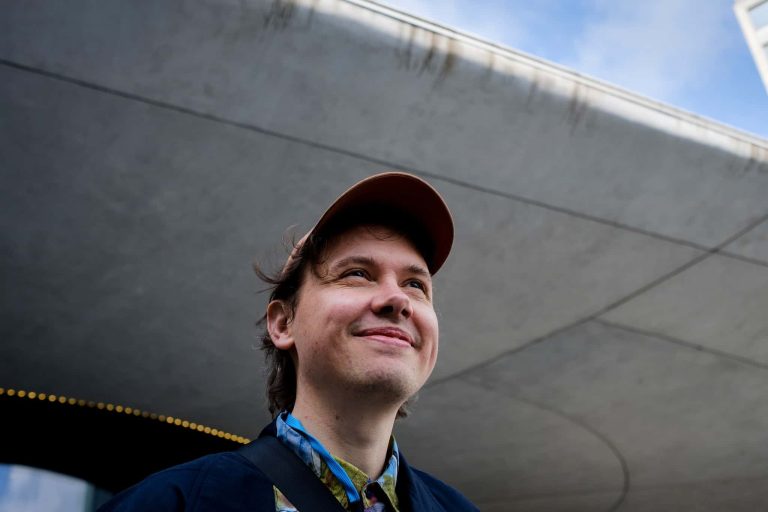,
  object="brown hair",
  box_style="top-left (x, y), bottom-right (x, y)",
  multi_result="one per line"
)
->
top-left (254, 211), bottom-right (432, 419)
